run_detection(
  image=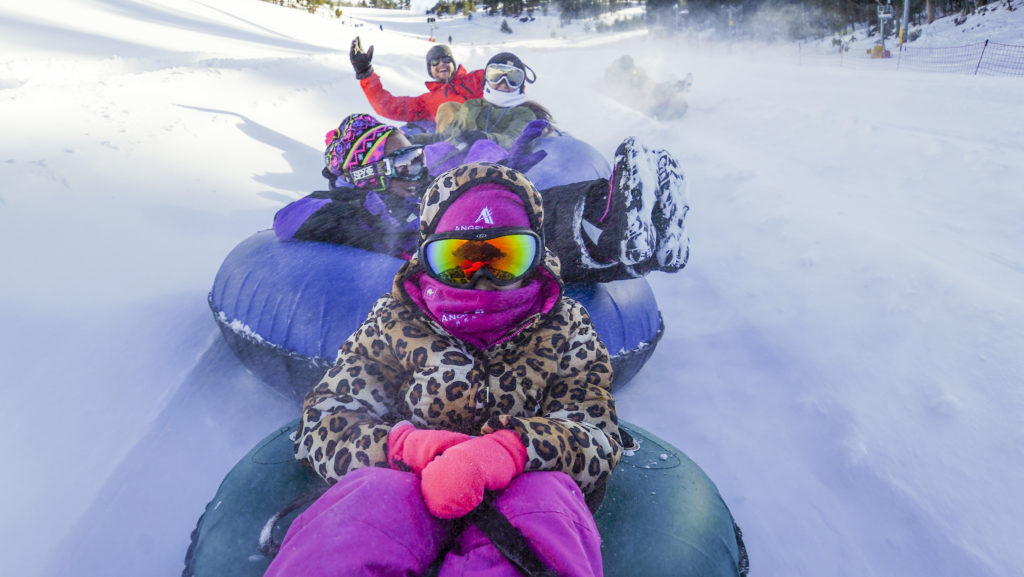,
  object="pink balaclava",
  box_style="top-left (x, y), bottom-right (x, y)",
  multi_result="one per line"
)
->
top-left (410, 183), bottom-right (551, 349)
